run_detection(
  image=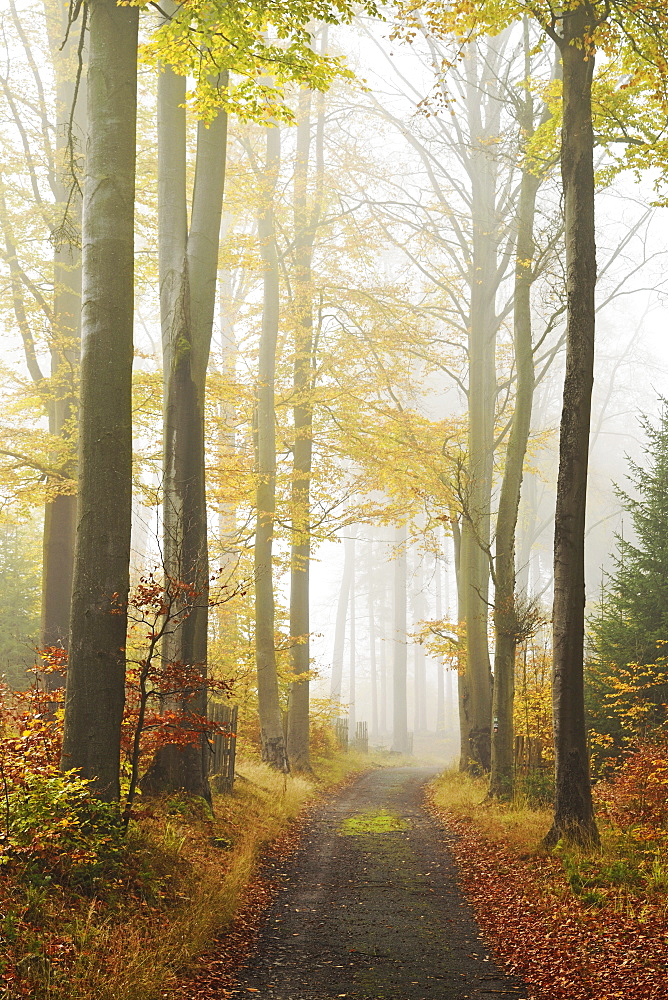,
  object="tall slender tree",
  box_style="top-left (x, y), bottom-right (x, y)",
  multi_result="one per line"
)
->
top-left (141, 39), bottom-right (228, 797)
top-left (410, 0), bottom-right (668, 842)
top-left (286, 65), bottom-right (327, 769)
top-left (544, 4), bottom-right (599, 845)
top-left (489, 24), bottom-right (552, 799)
top-left (391, 523), bottom-right (409, 753)
top-left (331, 530), bottom-right (354, 703)
top-left (60, 0), bottom-right (139, 800)
top-left (254, 122), bottom-right (289, 771)
top-left (0, 0), bottom-right (85, 679)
